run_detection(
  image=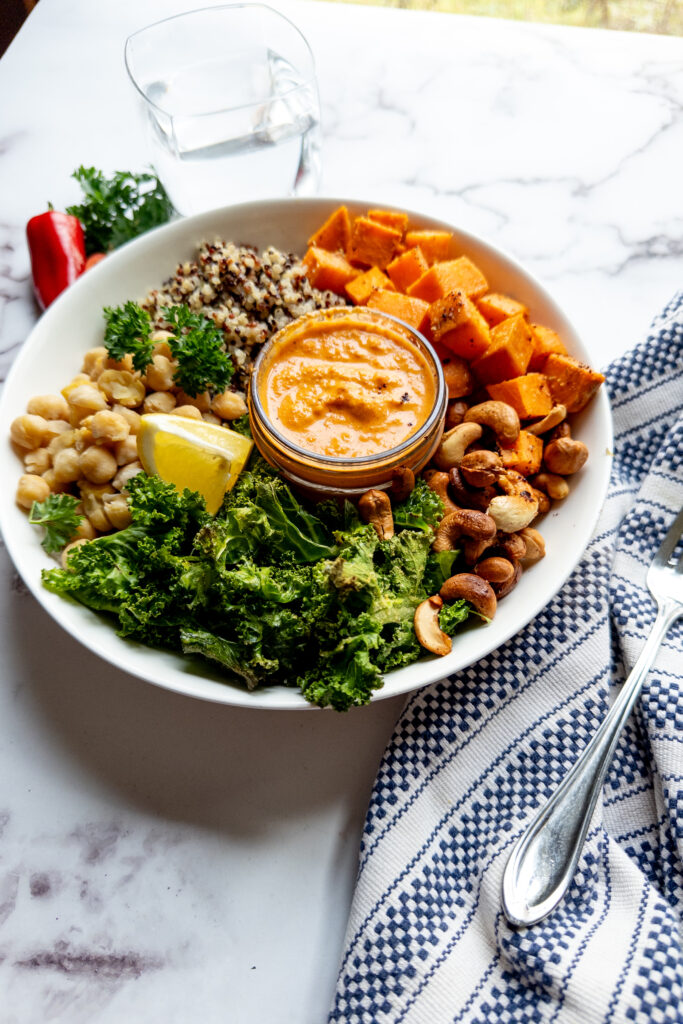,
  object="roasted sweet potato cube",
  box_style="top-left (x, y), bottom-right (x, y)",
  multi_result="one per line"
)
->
top-left (428, 290), bottom-right (491, 360)
top-left (404, 230), bottom-right (452, 264)
top-left (407, 257), bottom-right (489, 303)
top-left (367, 209), bottom-right (409, 235)
top-left (529, 324), bottom-right (568, 371)
top-left (477, 292), bottom-right (528, 327)
top-left (487, 373), bottom-right (553, 419)
top-left (302, 247), bottom-right (359, 295)
top-left (472, 314), bottom-right (534, 386)
top-left (441, 356), bottom-right (475, 399)
top-left (347, 216), bottom-right (402, 268)
top-left (366, 290), bottom-right (430, 334)
top-left (307, 206), bottom-right (351, 253)
top-left (499, 430), bottom-right (544, 476)
top-left (543, 353), bottom-right (605, 413)
top-left (387, 247), bottom-right (429, 293)
top-left (345, 266), bottom-right (395, 305)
